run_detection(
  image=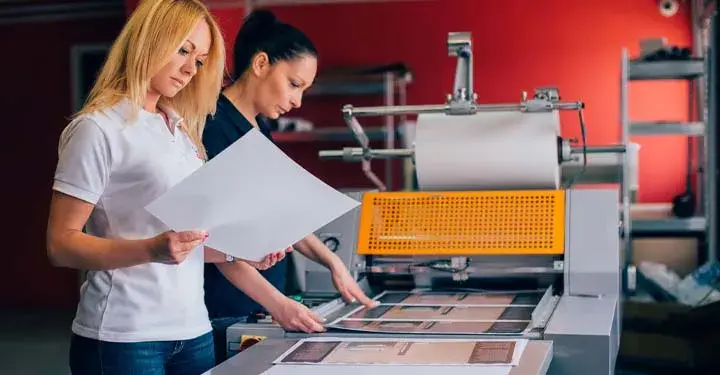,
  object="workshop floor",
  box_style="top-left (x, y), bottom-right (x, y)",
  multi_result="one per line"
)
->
top-left (0, 309), bottom-right (665, 375)
top-left (0, 309), bottom-right (74, 375)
